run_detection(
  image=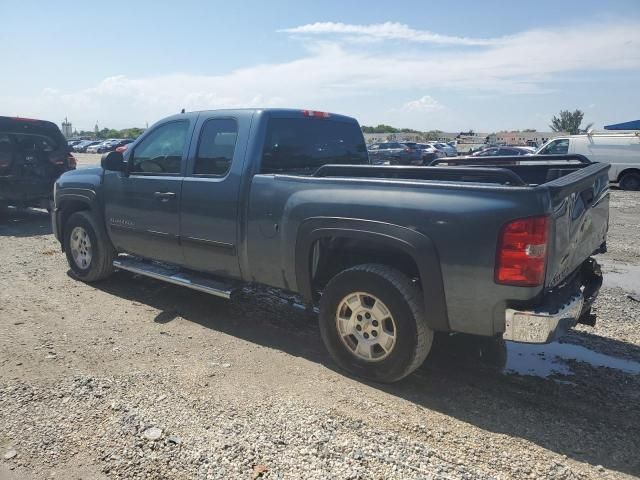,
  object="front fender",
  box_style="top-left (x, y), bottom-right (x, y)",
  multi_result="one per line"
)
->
top-left (53, 167), bottom-right (104, 243)
top-left (295, 217), bottom-right (449, 331)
